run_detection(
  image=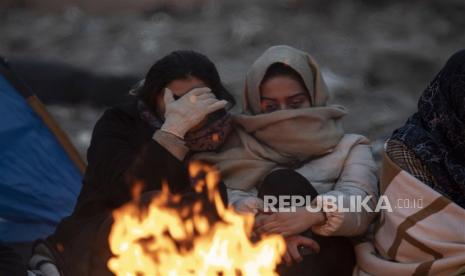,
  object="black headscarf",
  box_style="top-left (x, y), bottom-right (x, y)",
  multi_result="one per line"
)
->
top-left (390, 49), bottom-right (465, 208)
